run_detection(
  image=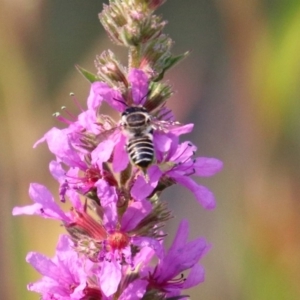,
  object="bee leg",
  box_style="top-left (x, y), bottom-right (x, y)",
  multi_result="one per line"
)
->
top-left (140, 168), bottom-right (149, 183)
